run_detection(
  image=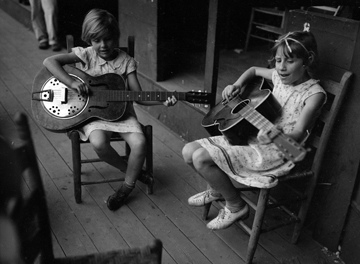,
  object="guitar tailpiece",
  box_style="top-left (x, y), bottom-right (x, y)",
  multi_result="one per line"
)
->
top-left (32, 90), bottom-right (54, 102)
